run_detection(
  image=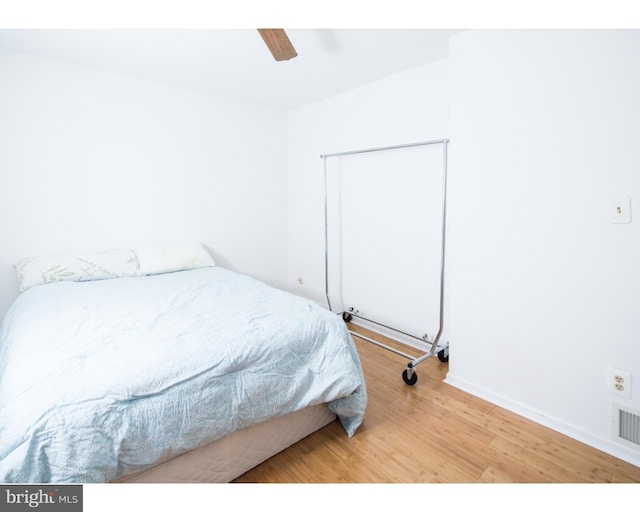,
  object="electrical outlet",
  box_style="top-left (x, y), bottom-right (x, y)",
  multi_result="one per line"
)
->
top-left (607, 368), bottom-right (632, 399)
